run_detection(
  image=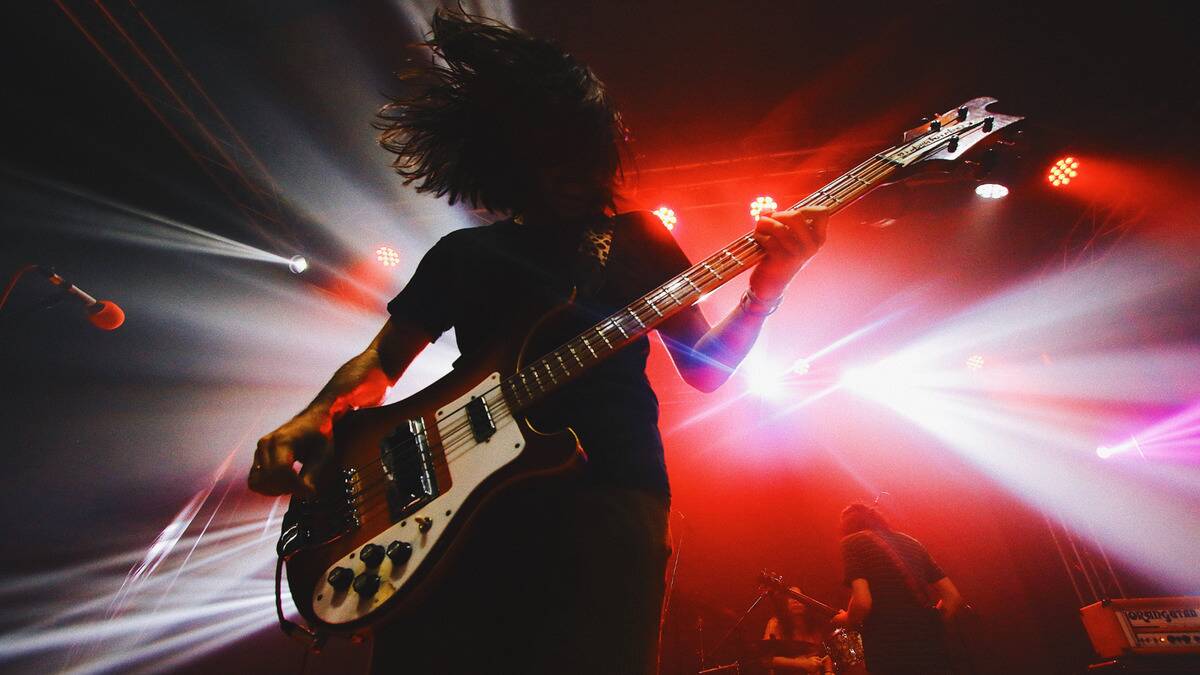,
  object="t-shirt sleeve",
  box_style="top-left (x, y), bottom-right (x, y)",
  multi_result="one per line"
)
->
top-left (918, 542), bottom-right (947, 582)
top-left (624, 210), bottom-right (694, 285)
top-left (386, 236), bottom-right (458, 342)
top-left (841, 533), bottom-right (873, 586)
